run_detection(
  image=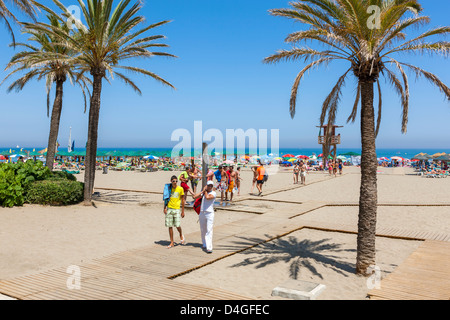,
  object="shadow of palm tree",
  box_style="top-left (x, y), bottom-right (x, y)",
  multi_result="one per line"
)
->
top-left (93, 191), bottom-right (150, 204)
top-left (221, 235), bottom-right (356, 280)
